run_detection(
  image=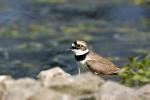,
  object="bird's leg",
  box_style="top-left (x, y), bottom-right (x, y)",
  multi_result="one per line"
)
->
top-left (76, 61), bottom-right (81, 75)
top-left (77, 66), bottom-right (81, 75)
